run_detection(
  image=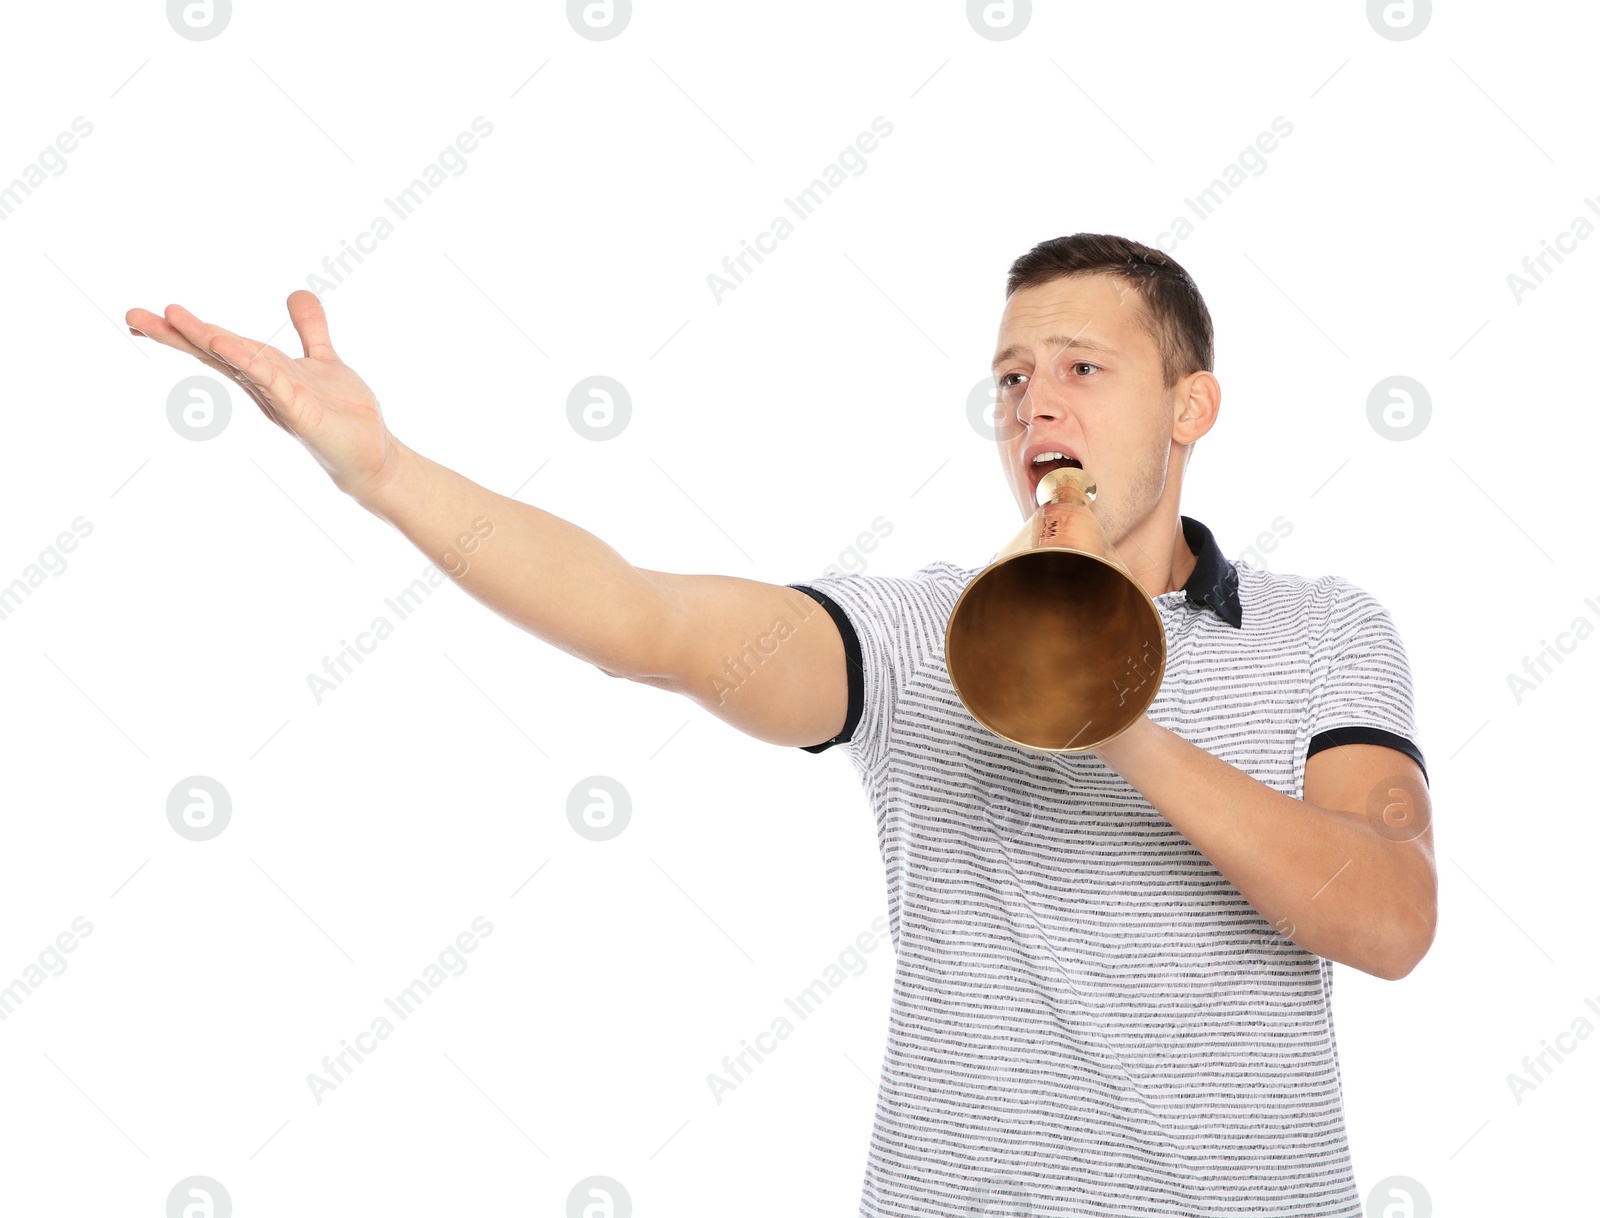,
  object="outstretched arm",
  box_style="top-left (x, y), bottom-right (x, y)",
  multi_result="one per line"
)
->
top-left (126, 292), bottom-right (850, 749)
